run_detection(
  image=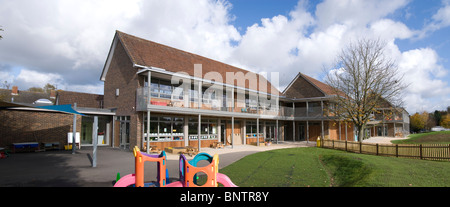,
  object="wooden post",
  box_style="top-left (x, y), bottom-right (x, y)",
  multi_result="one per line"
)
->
top-left (396, 144), bottom-right (399, 158)
top-left (376, 143), bottom-right (379, 156)
top-left (419, 145), bottom-right (423, 159)
top-left (345, 140), bottom-right (348, 152)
